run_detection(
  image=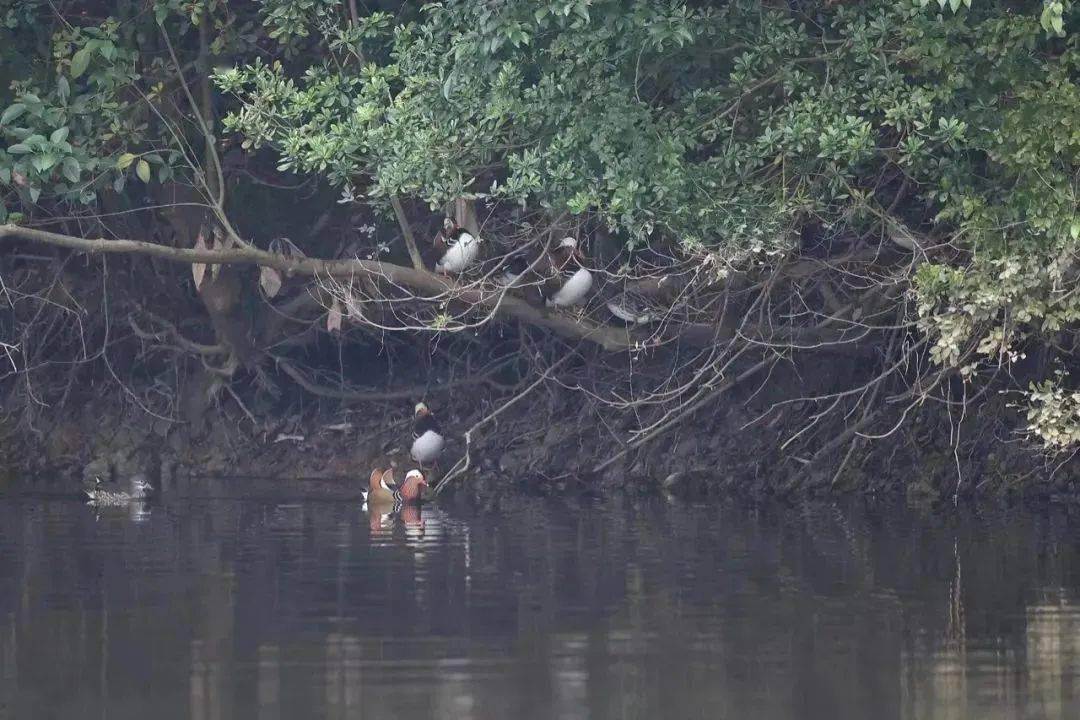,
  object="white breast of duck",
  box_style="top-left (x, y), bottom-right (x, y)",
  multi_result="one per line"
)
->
top-left (411, 403), bottom-right (446, 463)
top-left (436, 229), bottom-right (482, 274)
top-left (411, 429), bottom-right (445, 463)
top-left (547, 267), bottom-right (593, 307)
